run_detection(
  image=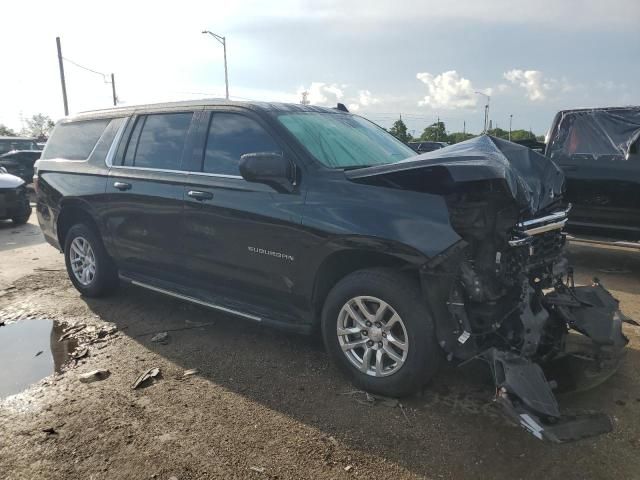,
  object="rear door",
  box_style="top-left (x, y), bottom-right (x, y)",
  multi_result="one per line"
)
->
top-left (104, 109), bottom-right (200, 281)
top-left (180, 109), bottom-right (307, 321)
